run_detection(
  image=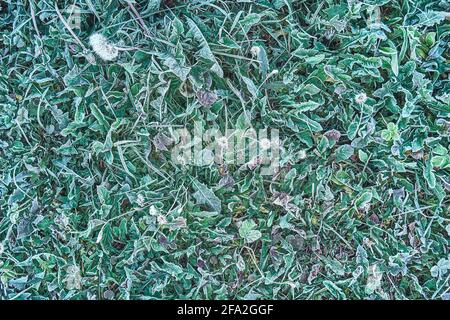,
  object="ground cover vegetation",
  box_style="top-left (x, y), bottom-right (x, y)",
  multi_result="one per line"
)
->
top-left (0, 0), bottom-right (449, 300)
